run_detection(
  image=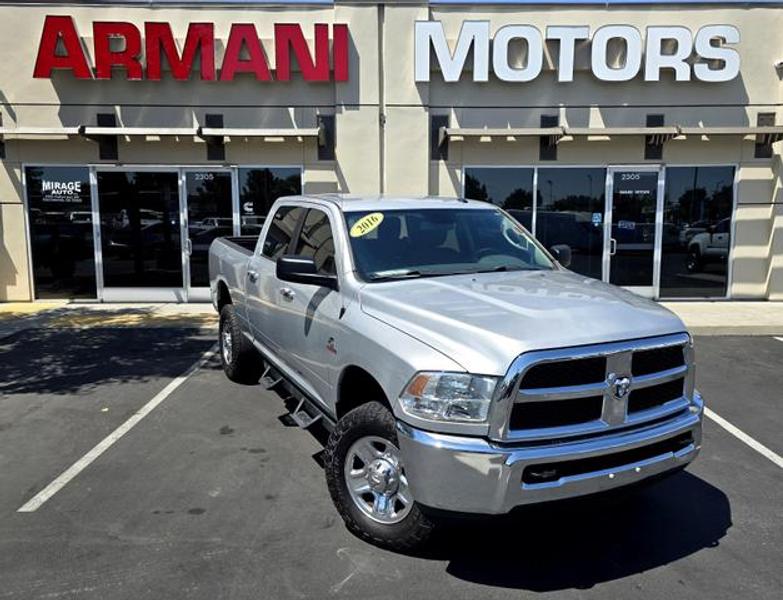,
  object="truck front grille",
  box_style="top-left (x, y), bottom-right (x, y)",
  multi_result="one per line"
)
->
top-left (632, 345), bottom-right (685, 376)
top-left (628, 378), bottom-right (685, 414)
top-left (510, 396), bottom-right (604, 429)
top-left (520, 356), bottom-right (606, 389)
top-left (491, 333), bottom-right (694, 442)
